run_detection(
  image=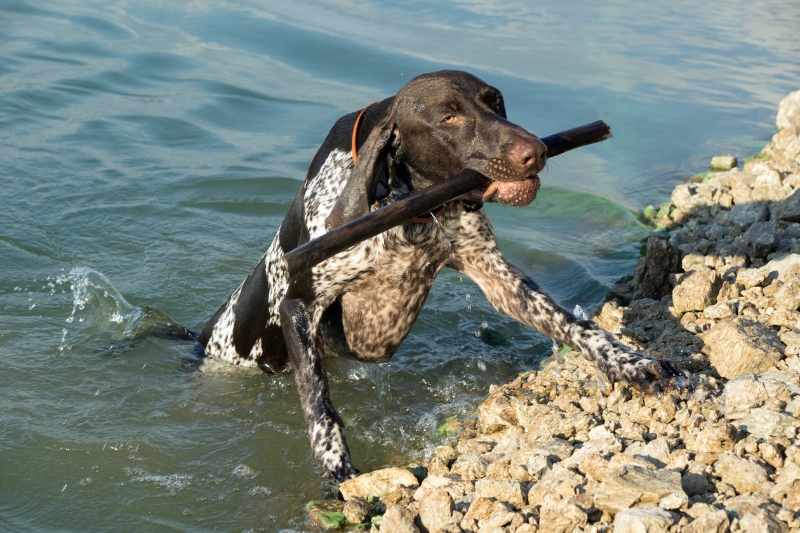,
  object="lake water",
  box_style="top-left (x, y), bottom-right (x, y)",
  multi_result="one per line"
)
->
top-left (1, 1), bottom-right (799, 531)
